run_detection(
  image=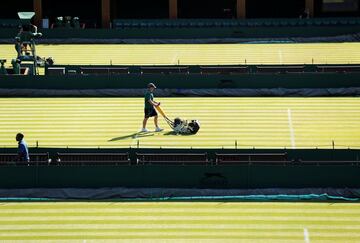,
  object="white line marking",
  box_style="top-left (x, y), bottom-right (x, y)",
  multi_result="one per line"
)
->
top-left (304, 228), bottom-right (310, 243)
top-left (287, 108), bottom-right (296, 149)
top-left (278, 50), bottom-right (283, 64)
top-left (172, 54), bottom-right (179, 65)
